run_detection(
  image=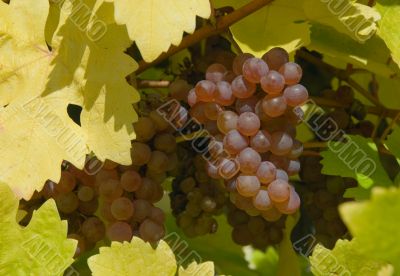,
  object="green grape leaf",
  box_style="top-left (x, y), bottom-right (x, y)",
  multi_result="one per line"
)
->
top-left (308, 23), bottom-right (399, 78)
top-left (105, 0), bottom-right (211, 62)
top-left (178, 261), bottom-right (215, 276)
top-left (384, 126), bottom-right (400, 161)
top-left (310, 239), bottom-right (390, 276)
top-left (244, 246), bottom-right (279, 276)
top-left (213, 0), bottom-right (310, 56)
top-left (303, 0), bottom-right (380, 42)
top-left (320, 135), bottom-right (392, 189)
top-left (375, 0), bottom-right (400, 67)
top-left (0, 0), bottom-right (138, 199)
top-left (0, 183), bottom-right (76, 276)
top-left (343, 186), bottom-right (371, 200)
top-left (340, 187), bottom-right (400, 271)
top-left (88, 237), bottom-right (177, 276)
